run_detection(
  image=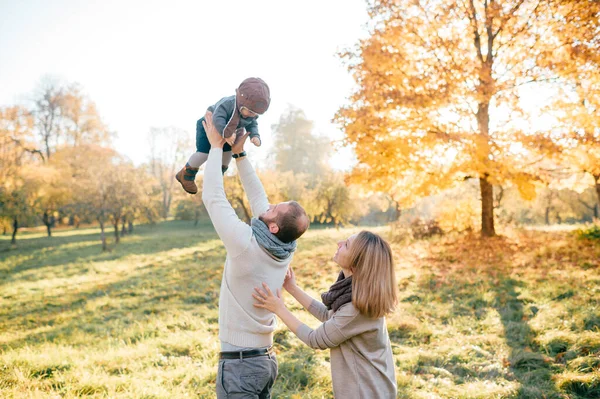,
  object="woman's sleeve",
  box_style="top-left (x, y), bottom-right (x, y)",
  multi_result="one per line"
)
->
top-left (306, 299), bottom-right (331, 322)
top-left (295, 304), bottom-right (370, 350)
